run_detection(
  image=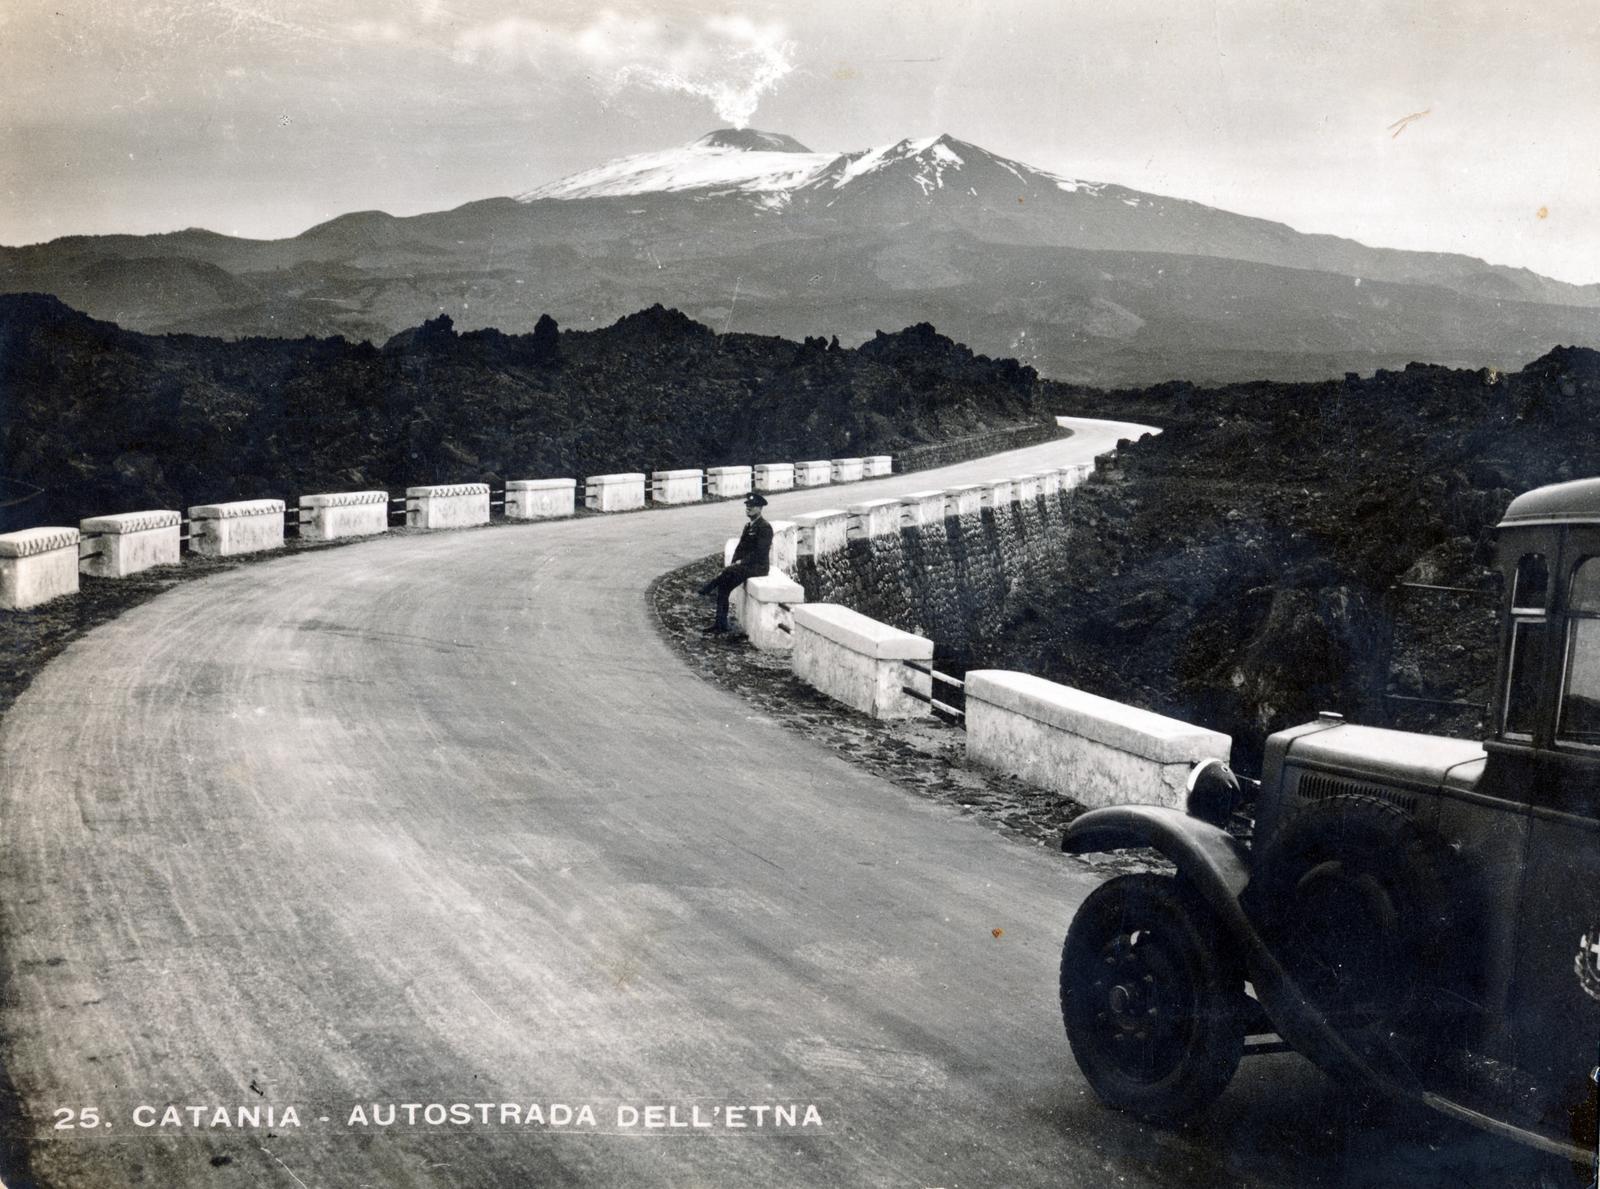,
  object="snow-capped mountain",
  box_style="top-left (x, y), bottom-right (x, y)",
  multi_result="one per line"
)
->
top-left (517, 129), bottom-right (834, 202)
top-left (518, 128), bottom-right (1116, 209)
top-left (793, 133), bottom-right (1103, 199)
top-left (6, 127), bottom-right (1599, 386)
